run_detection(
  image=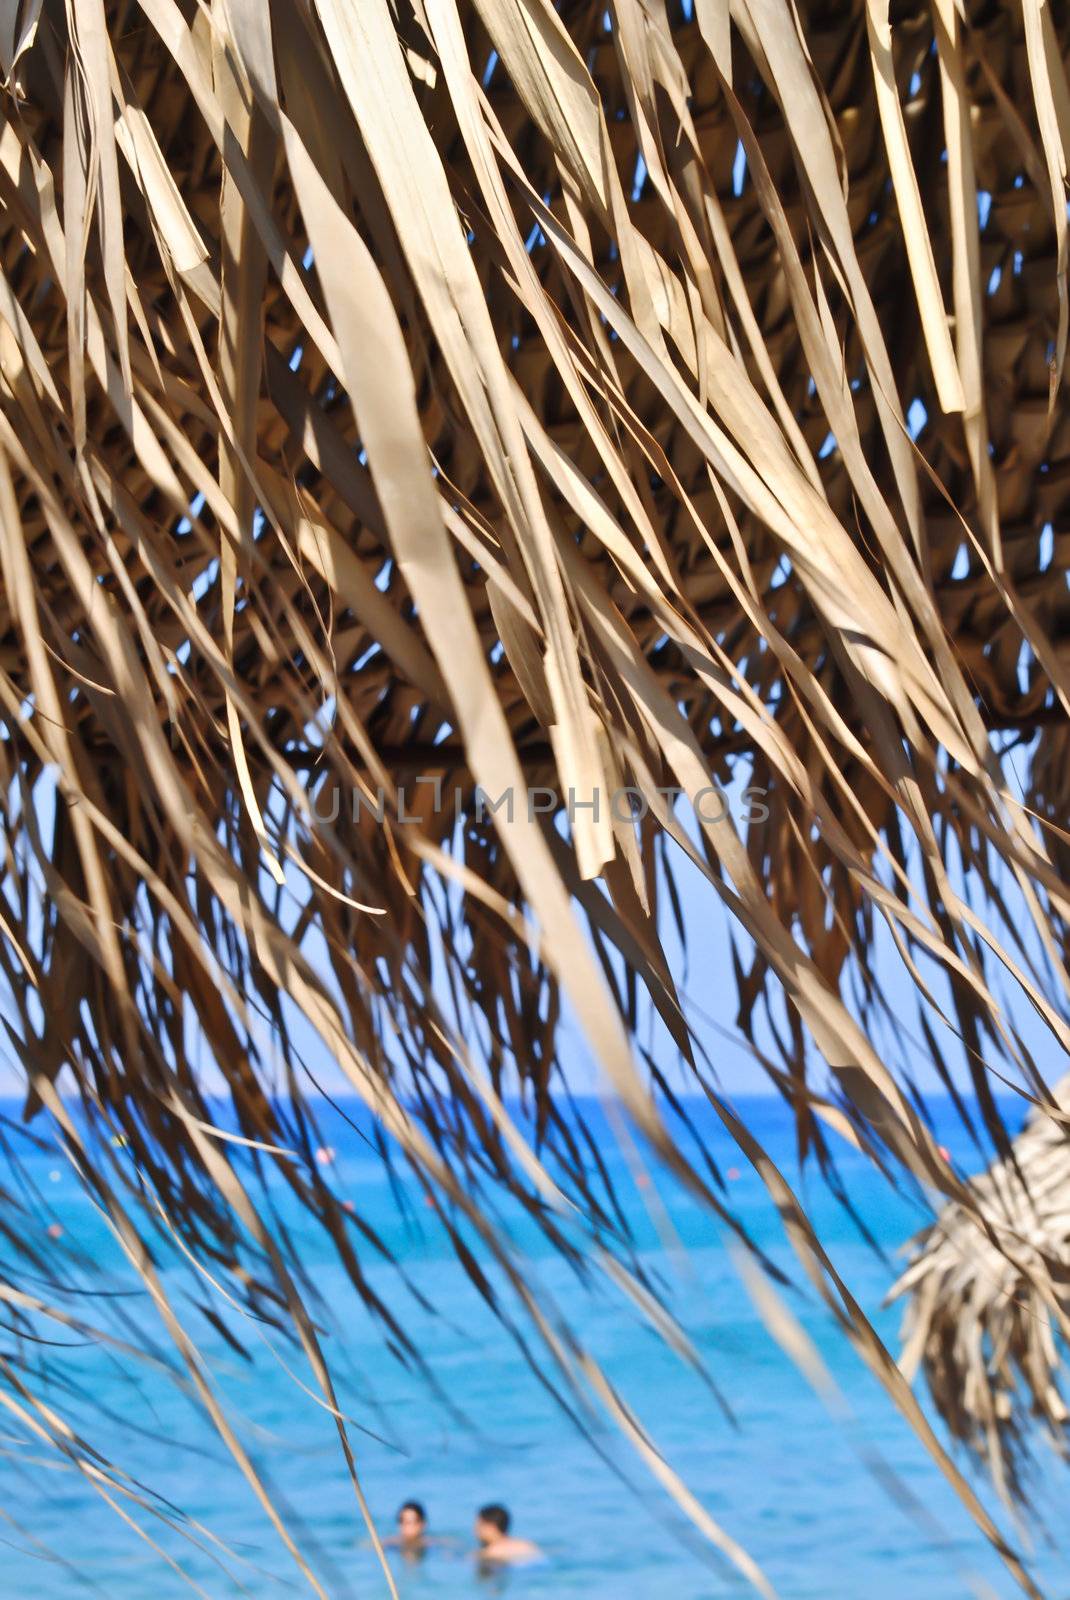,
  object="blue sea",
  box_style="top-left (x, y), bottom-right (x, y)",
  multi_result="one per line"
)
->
top-left (2, 1094), bottom-right (1067, 1599)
